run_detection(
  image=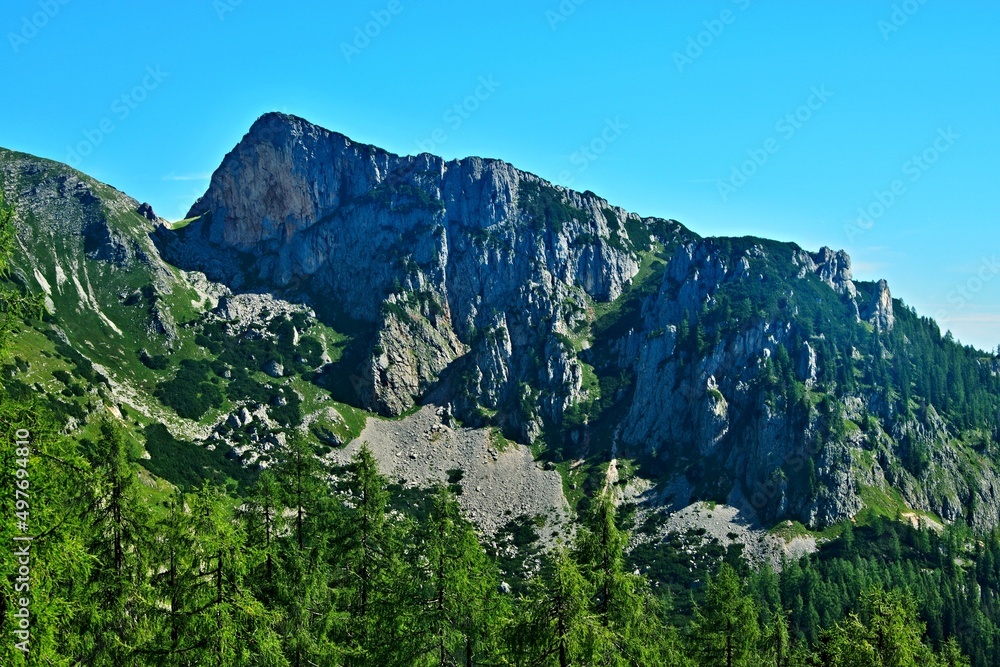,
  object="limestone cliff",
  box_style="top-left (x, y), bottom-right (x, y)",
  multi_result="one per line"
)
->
top-left (169, 112), bottom-right (674, 438)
